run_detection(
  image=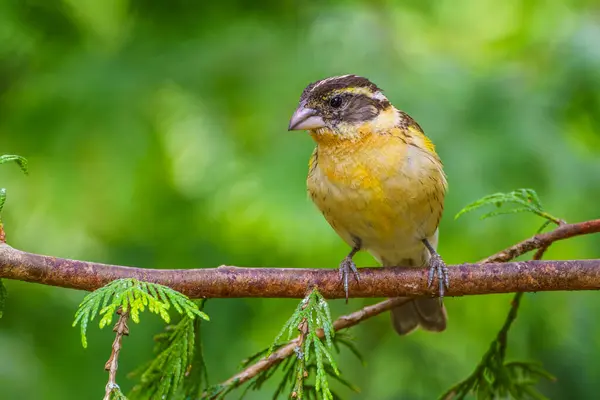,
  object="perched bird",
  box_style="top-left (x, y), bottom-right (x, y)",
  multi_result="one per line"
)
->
top-left (288, 75), bottom-right (449, 335)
